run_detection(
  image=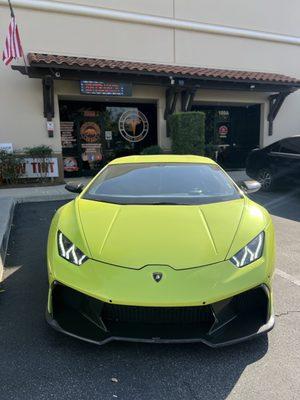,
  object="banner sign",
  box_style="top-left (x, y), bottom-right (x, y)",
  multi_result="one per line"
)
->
top-left (19, 158), bottom-right (59, 178)
top-left (80, 80), bottom-right (132, 96)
